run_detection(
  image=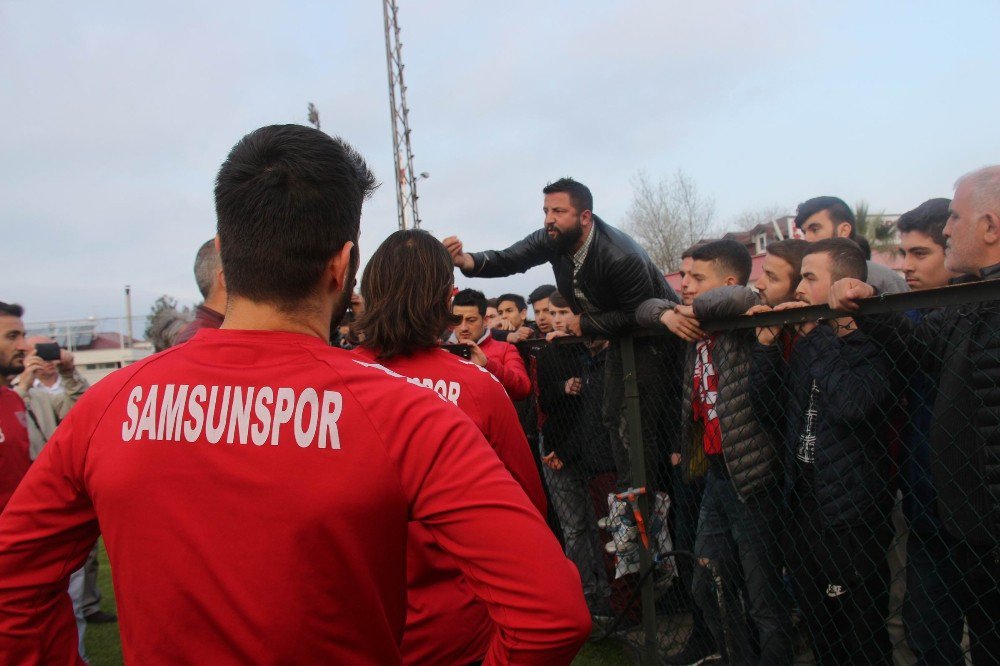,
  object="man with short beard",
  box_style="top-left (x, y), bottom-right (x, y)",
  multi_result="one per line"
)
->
top-left (0, 302), bottom-right (33, 511)
top-left (444, 178), bottom-right (682, 494)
